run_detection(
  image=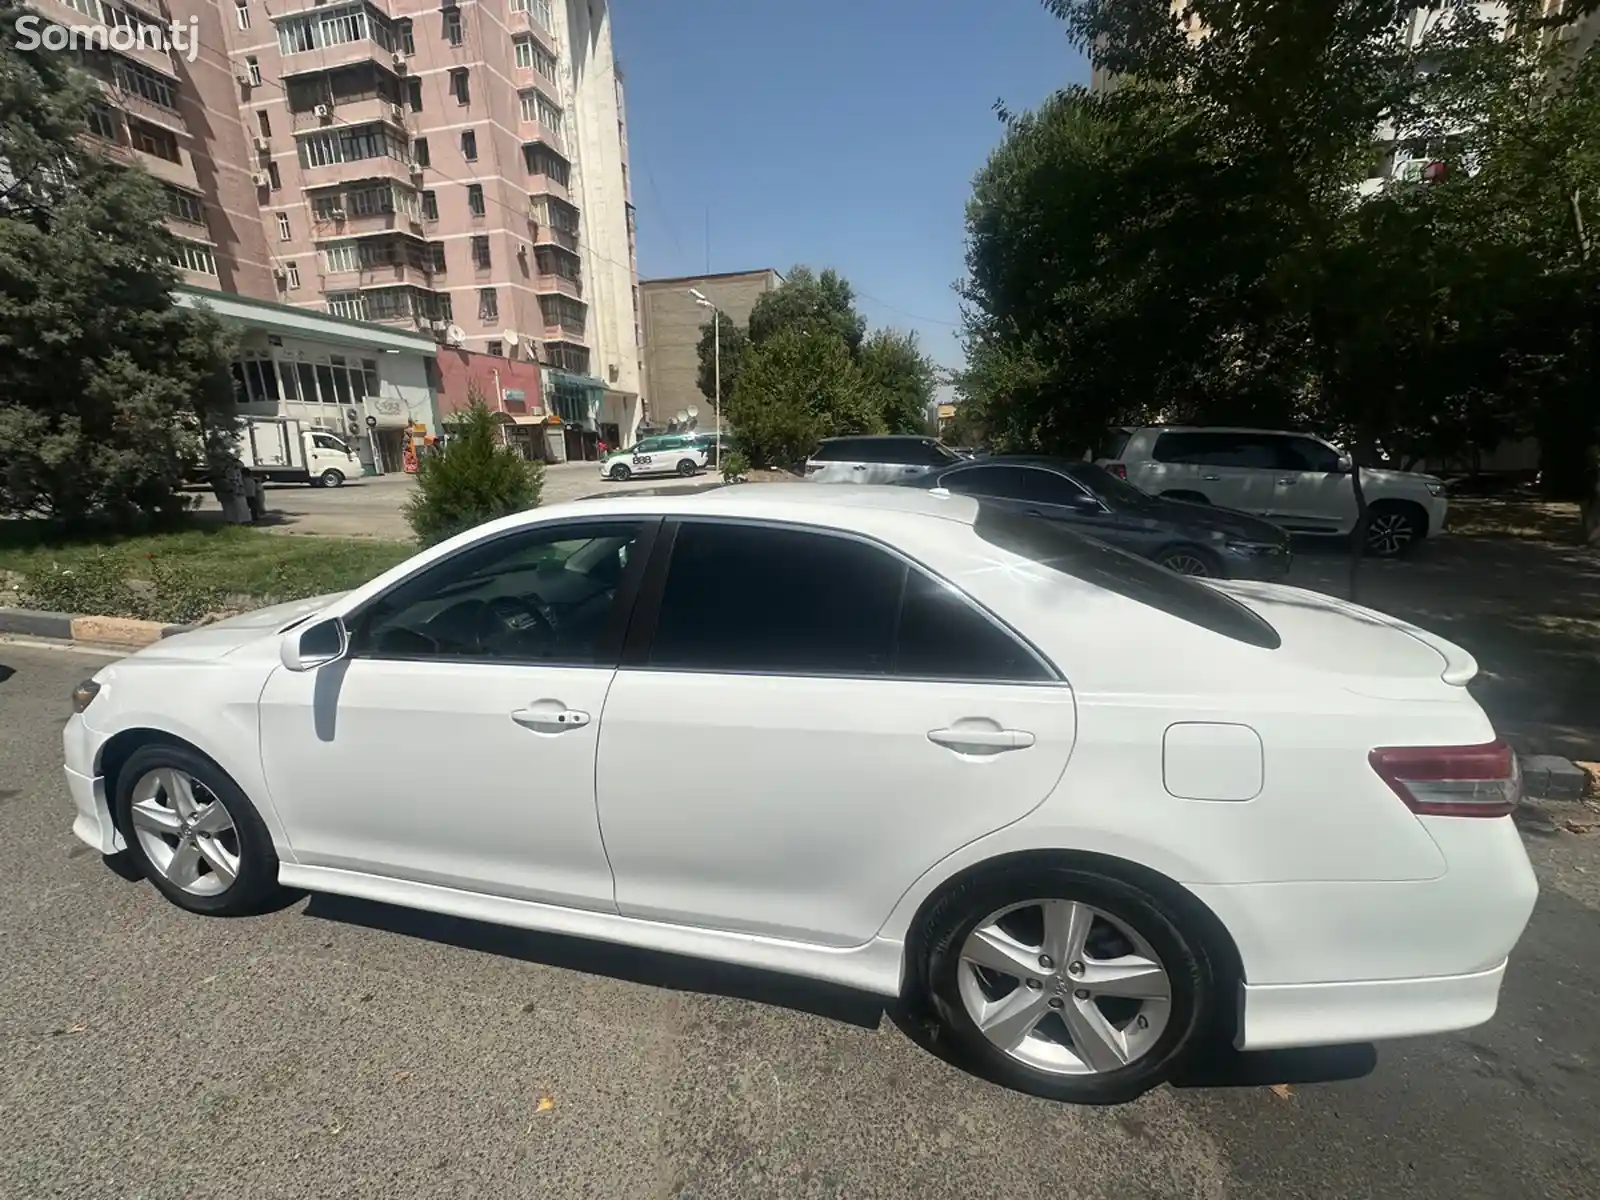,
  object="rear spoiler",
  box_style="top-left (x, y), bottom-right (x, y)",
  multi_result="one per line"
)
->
top-left (1312, 595), bottom-right (1479, 686)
